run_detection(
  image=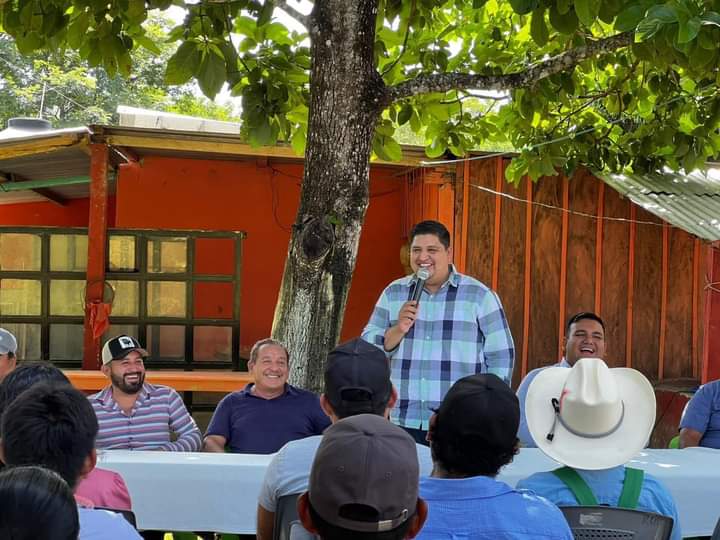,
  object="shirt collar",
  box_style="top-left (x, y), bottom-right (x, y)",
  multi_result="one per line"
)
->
top-left (242, 382), bottom-right (295, 398)
top-left (421, 475), bottom-right (513, 500)
top-left (94, 383), bottom-right (153, 409)
top-left (404, 264), bottom-right (459, 289)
